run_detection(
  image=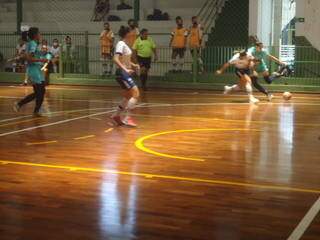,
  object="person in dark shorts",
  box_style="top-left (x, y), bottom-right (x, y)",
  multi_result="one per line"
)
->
top-left (216, 50), bottom-right (259, 104)
top-left (132, 28), bottom-right (157, 91)
top-left (112, 26), bottom-right (140, 127)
